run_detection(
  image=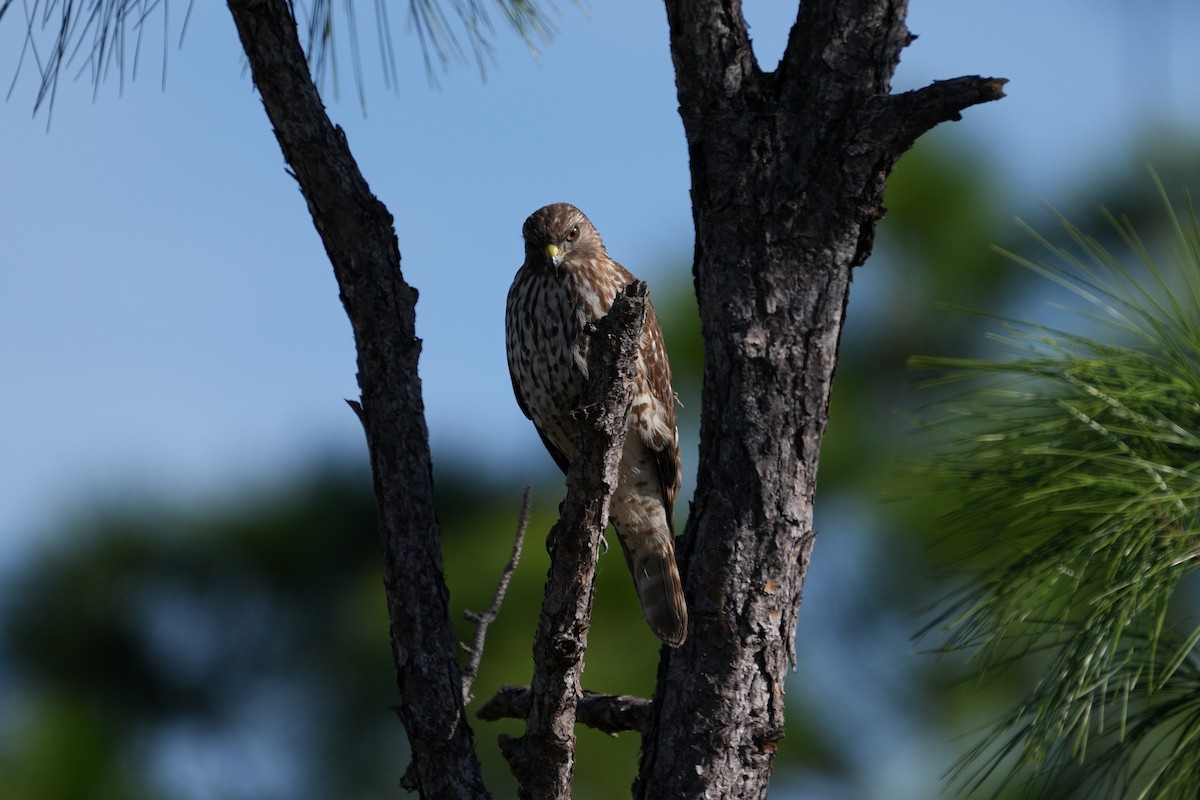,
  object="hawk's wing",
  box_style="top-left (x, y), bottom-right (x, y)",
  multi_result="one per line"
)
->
top-left (509, 369), bottom-right (572, 475)
top-left (641, 301), bottom-right (683, 533)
